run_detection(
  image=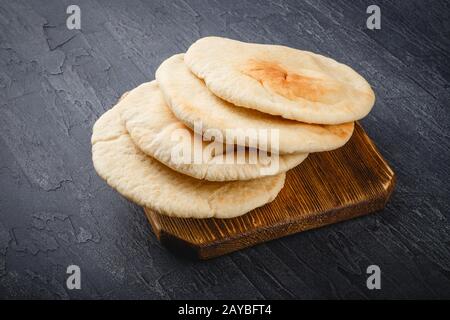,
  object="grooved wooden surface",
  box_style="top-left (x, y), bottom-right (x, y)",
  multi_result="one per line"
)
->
top-left (0, 0), bottom-right (449, 299)
top-left (146, 123), bottom-right (396, 259)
